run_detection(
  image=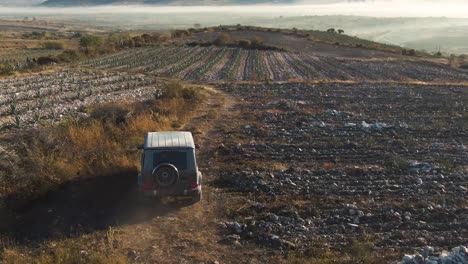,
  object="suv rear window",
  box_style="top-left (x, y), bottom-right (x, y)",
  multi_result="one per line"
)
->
top-left (154, 151), bottom-right (187, 170)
